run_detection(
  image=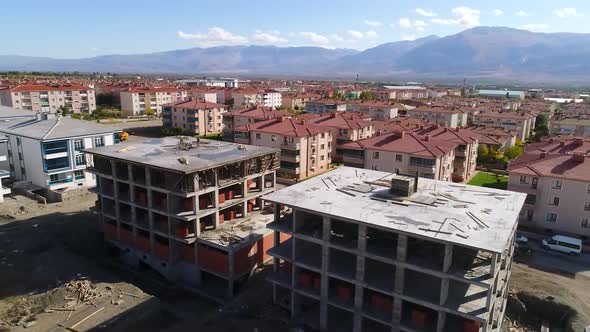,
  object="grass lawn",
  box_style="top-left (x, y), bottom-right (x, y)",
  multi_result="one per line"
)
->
top-left (467, 171), bottom-right (508, 190)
